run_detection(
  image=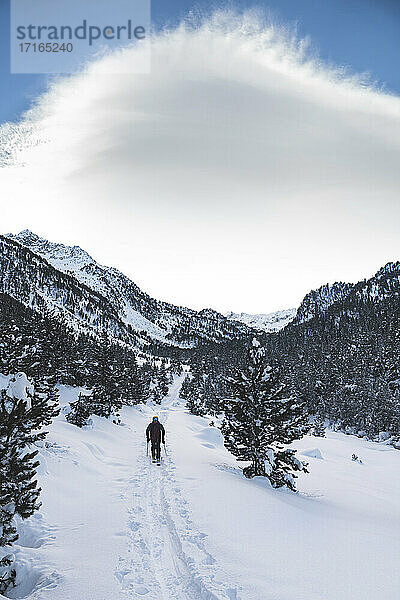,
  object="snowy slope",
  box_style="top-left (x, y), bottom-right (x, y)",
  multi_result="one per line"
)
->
top-left (226, 308), bottom-right (296, 332)
top-left (295, 282), bottom-right (353, 324)
top-left (228, 262), bottom-right (400, 332)
top-left (4, 230), bottom-right (400, 349)
top-left (294, 262), bottom-right (400, 324)
top-left (3, 231), bottom-right (252, 349)
top-left (8, 378), bottom-right (400, 600)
